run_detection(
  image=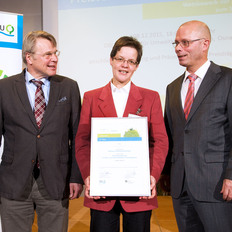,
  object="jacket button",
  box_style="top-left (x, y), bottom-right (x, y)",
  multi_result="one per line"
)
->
top-left (37, 135), bottom-right (41, 138)
top-left (32, 160), bottom-right (35, 163)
